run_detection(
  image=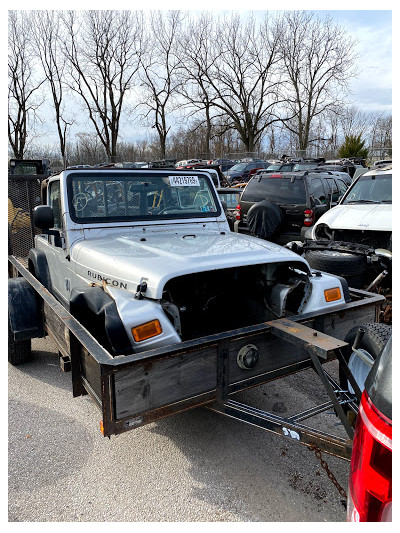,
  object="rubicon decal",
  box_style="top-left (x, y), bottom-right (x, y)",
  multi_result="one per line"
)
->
top-left (87, 271), bottom-right (128, 290)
